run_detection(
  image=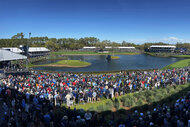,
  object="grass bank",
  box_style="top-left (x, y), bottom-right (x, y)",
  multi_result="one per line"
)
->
top-left (51, 51), bottom-right (140, 55)
top-left (144, 52), bottom-right (190, 58)
top-left (162, 59), bottom-right (190, 70)
top-left (172, 55), bottom-right (190, 58)
top-left (30, 60), bottom-right (91, 68)
top-left (69, 83), bottom-right (190, 113)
